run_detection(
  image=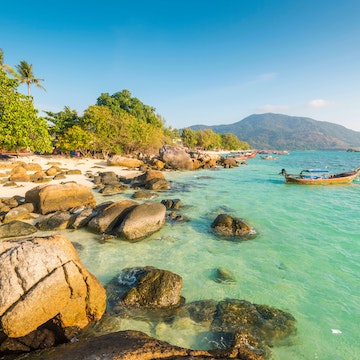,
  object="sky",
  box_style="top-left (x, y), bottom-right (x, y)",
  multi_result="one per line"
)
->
top-left (1, 0), bottom-right (360, 131)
